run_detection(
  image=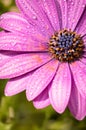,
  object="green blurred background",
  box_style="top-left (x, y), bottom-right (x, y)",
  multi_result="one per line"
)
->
top-left (0, 0), bottom-right (86, 130)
